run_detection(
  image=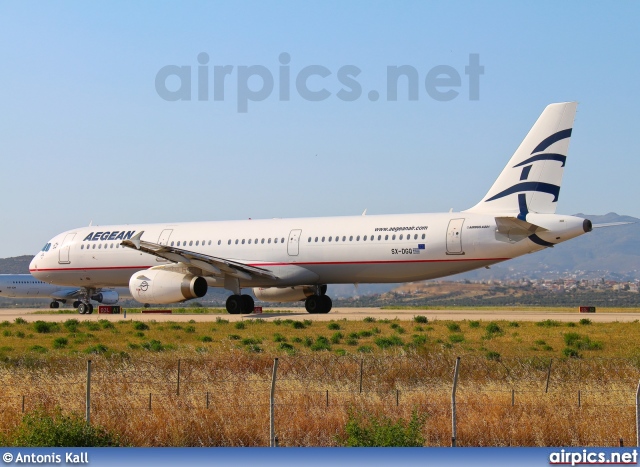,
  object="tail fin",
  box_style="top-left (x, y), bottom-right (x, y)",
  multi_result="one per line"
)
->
top-left (466, 102), bottom-right (577, 215)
